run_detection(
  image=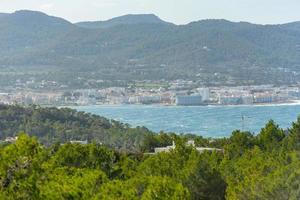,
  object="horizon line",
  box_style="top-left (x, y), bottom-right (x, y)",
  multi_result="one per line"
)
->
top-left (1, 9), bottom-right (300, 26)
